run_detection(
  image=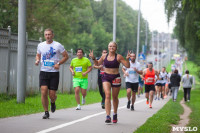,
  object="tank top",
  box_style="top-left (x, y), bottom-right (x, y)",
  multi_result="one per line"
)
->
top-left (144, 68), bottom-right (155, 85)
top-left (104, 54), bottom-right (120, 68)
